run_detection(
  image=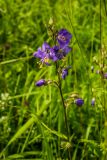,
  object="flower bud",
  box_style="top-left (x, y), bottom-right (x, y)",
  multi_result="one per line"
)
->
top-left (91, 98), bottom-right (95, 106)
top-left (62, 68), bottom-right (68, 79)
top-left (96, 70), bottom-right (100, 74)
top-left (49, 17), bottom-right (54, 25)
top-left (62, 66), bottom-right (71, 79)
top-left (91, 66), bottom-right (94, 72)
top-left (35, 79), bottom-right (46, 87)
top-left (104, 73), bottom-right (107, 79)
top-left (75, 98), bottom-right (84, 106)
